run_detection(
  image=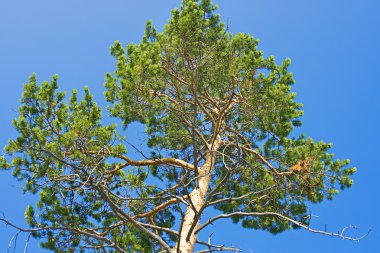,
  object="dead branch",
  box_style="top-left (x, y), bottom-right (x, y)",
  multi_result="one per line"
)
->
top-left (195, 211), bottom-right (370, 241)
